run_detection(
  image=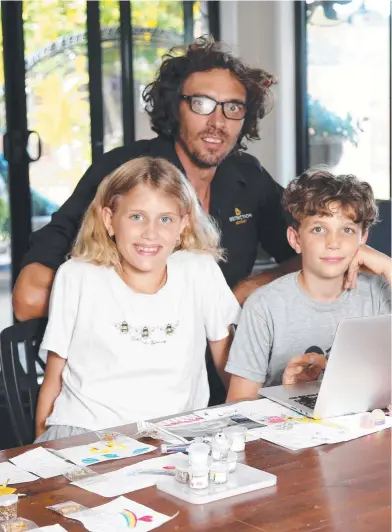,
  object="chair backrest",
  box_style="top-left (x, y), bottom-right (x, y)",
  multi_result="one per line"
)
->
top-left (0, 318), bottom-right (48, 447)
top-left (368, 199), bottom-right (391, 257)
